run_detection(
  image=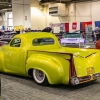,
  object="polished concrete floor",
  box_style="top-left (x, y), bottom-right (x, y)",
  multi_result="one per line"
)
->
top-left (1, 74), bottom-right (100, 100)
